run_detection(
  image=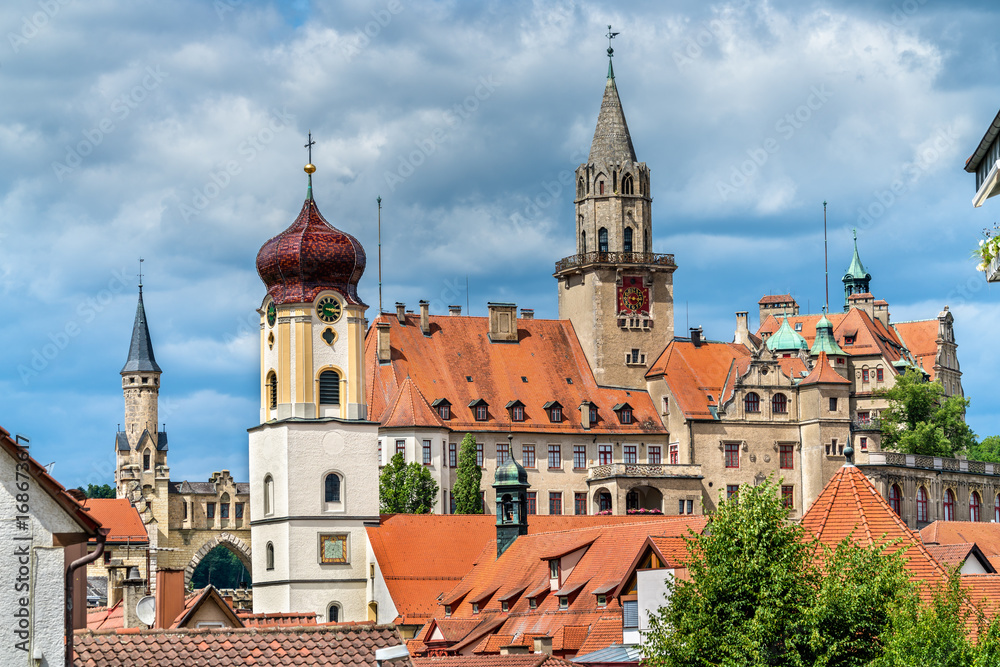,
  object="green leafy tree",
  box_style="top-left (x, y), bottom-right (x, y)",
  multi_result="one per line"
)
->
top-left (379, 453), bottom-right (439, 514)
top-left (190, 545), bottom-right (251, 589)
top-left (80, 483), bottom-right (116, 499)
top-left (968, 435), bottom-right (1000, 464)
top-left (878, 368), bottom-right (976, 458)
top-left (452, 433), bottom-right (482, 514)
